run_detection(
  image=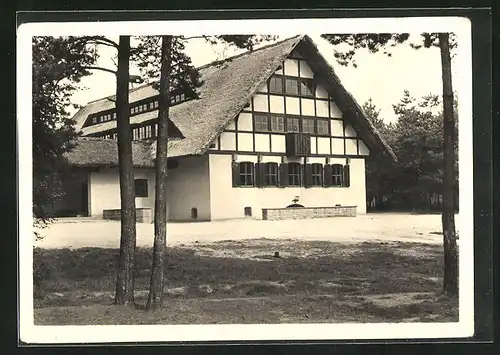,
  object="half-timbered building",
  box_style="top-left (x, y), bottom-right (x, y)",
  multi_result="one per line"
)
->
top-left (57, 35), bottom-right (395, 221)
